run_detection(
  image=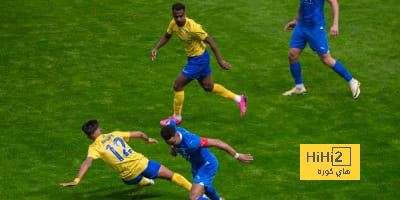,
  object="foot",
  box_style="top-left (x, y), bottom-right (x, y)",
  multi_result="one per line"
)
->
top-left (349, 79), bottom-right (361, 99)
top-left (146, 179), bottom-right (155, 186)
top-left (160, 116), bottom-right (182, 126)
top-left (237, 95), bottom-right (247, 117)
top-left (282, 86), bottom-right (307, 96)
top-left (143, 179), bottom-right (155, 187)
